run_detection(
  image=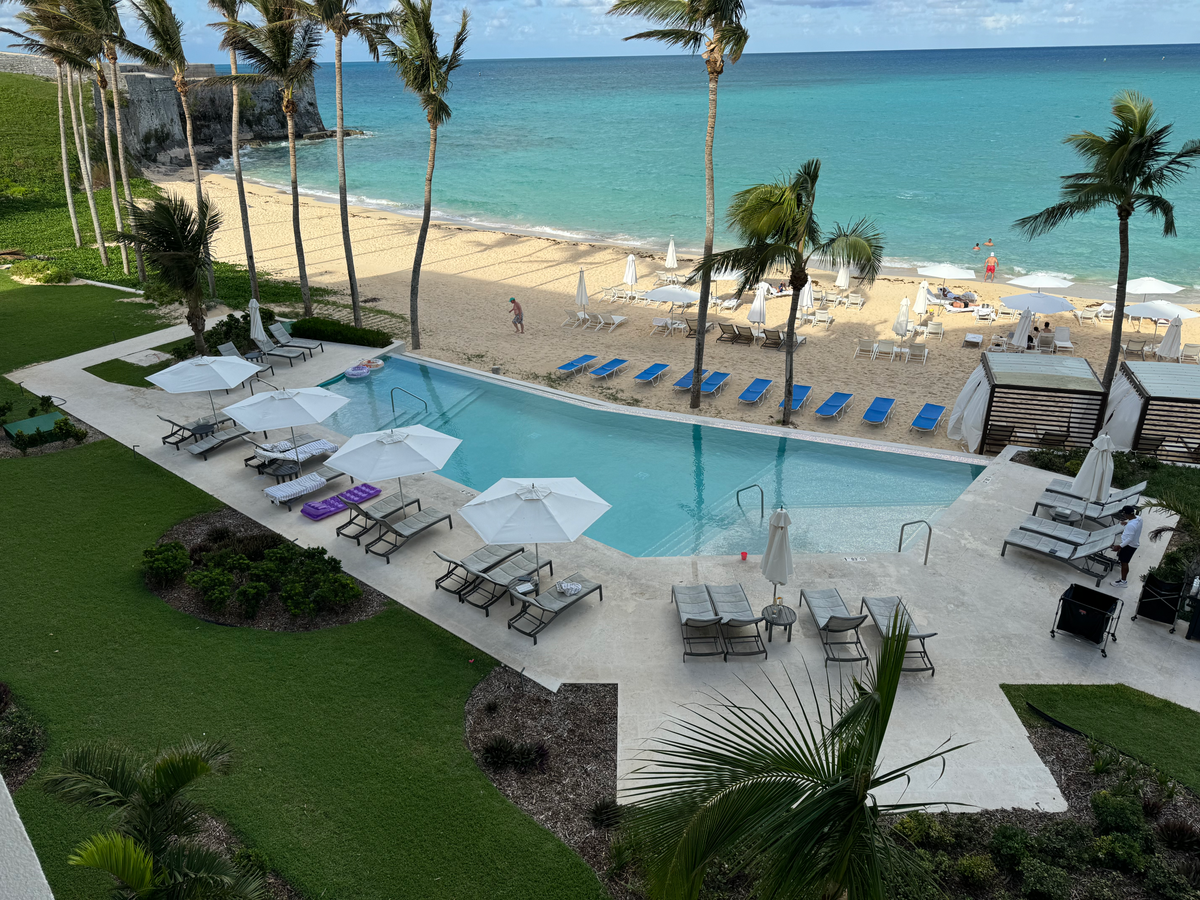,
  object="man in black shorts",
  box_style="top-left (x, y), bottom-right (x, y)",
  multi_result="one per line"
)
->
top-left (1110, 505), bottom-right (1143, 587)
